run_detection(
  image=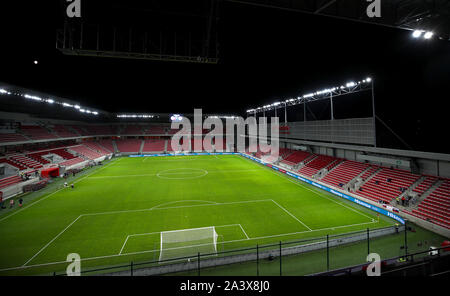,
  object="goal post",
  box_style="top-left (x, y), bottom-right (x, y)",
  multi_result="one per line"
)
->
top-left (159, 226), bottom-right (219, 262)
